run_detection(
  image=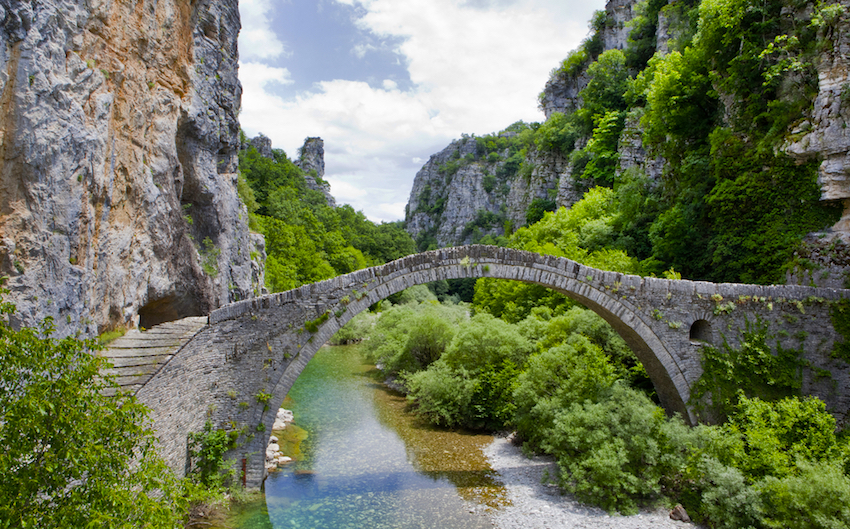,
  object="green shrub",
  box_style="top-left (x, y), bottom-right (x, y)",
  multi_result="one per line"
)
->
top-left (329, 311), bottom-right (377, 345)
top-left (544, 384), bottom-right (677, 514)
top-left (513, 338), bottom-right (617, 450)
top-left (0, 296), bottom-right (186, 527)
top-left (721, 395), bottom-right (841, 481)
top-left (187, 420), bottom-right (239, 488)
top-left (364, 302), bottom-right (467, 376)
top-left (757, 460), bottom-right (850, 529)
top-left (440, 313), bottom-right (532, 374)
top-left (405, 361), bottom-right (478, 427)
top-left (690, 455), bottom-right (764, 529)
